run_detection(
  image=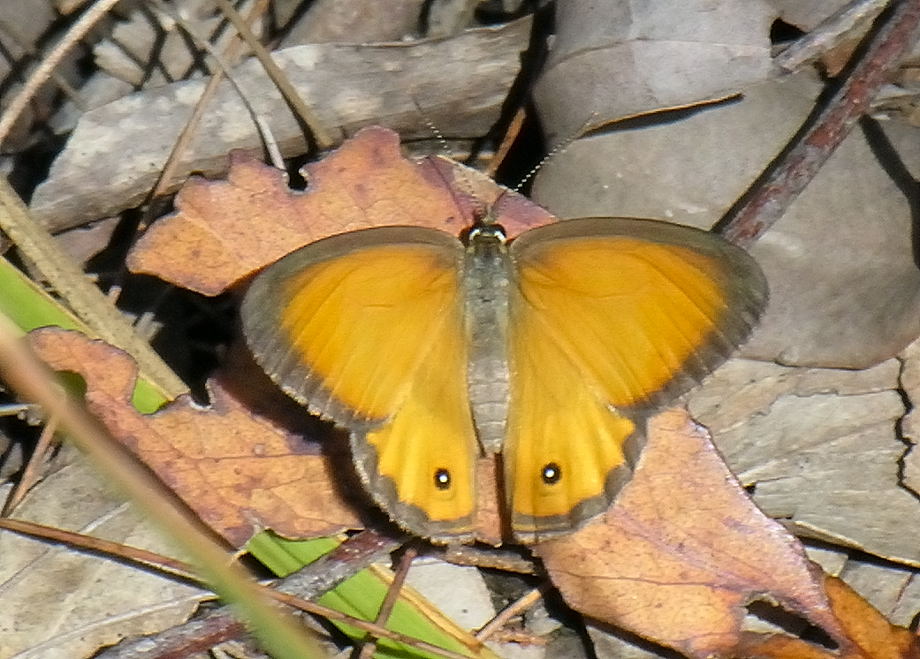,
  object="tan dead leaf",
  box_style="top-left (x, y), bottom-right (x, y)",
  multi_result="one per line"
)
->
top-left (535, 408), bottom-right (850, 658)
top-left (29, 327), bottom-right (361, 547)
top-left (736, 574), bottom-right (920, 659)
top-left (127, 126), bottom-right (554, 295)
